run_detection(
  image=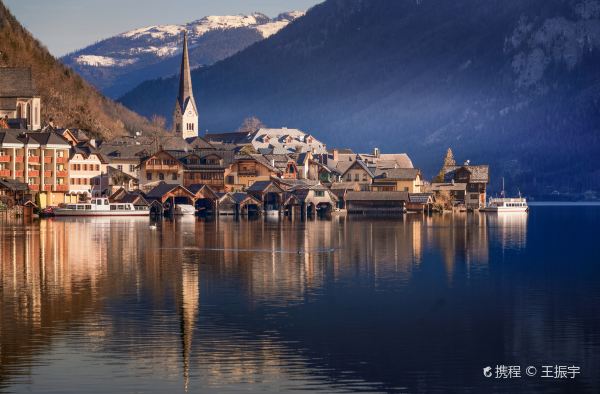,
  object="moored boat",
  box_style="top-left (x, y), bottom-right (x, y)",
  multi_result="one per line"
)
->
top-left (480, 197), bottom-right (529, 213)
top-left (54, 198), bottom-right (150, 216)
